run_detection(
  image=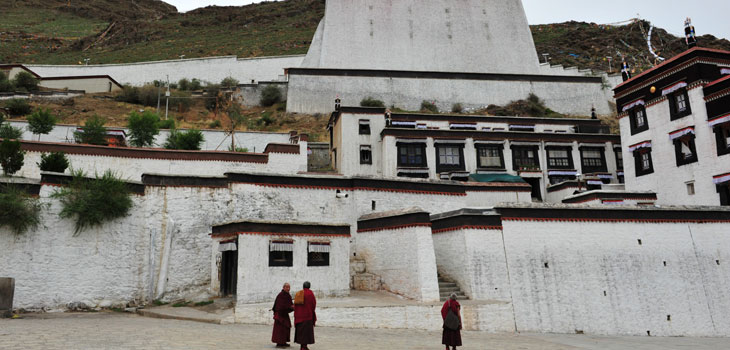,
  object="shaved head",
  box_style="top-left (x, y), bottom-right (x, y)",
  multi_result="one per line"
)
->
top-left (282, 283), bottom-right (290, 292)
